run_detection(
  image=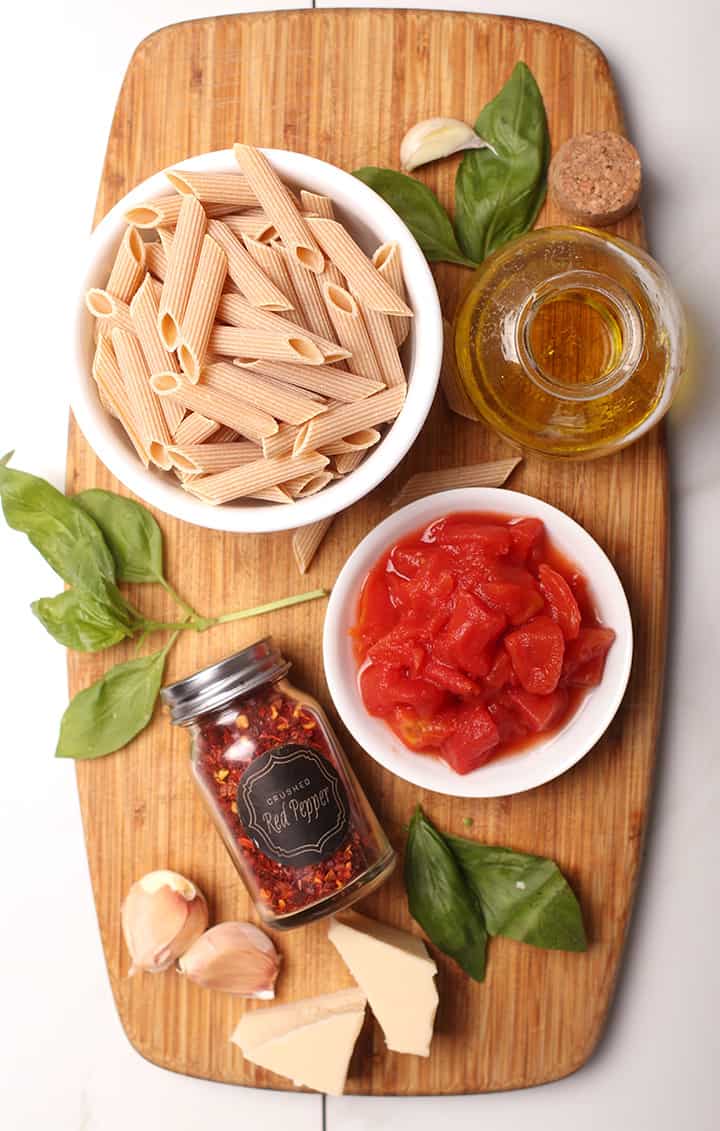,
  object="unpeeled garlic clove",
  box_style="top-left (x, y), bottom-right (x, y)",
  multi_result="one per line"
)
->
top-left (177, 921), bottom-right (281, 998)
top-left (121, 869), bottom-right (209, 975)
top-left (400, 117), bottom-right (491, 172)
